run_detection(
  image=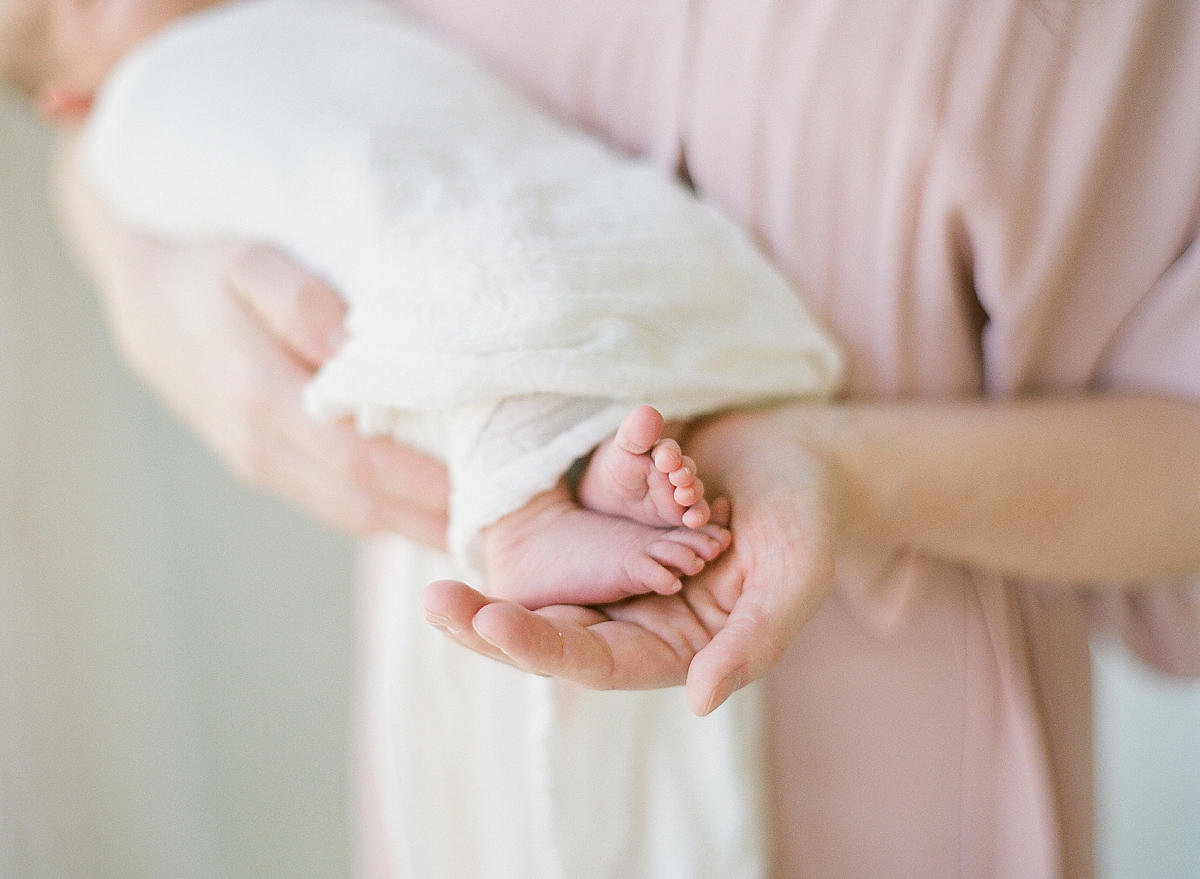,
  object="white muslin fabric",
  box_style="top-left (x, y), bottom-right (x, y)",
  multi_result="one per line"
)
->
top-left (81, 0), bottom-right (841, 876)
